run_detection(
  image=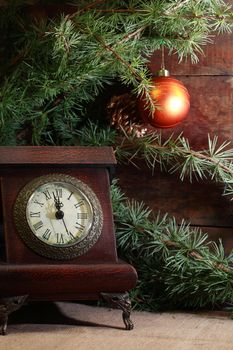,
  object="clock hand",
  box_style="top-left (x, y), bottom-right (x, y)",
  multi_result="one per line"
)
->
top-left (52, 192), bottom-right (65, 220)
top-left (53, 192), bottom-right (64, 213)
top-left (52, 192), bottom-right (64, 211)
top-left (61, 217), bottom-right (69, 235)
top-left (52, 191), bottom-right (74, 238)
top-left (55, 209), bottom-right (64, 220)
